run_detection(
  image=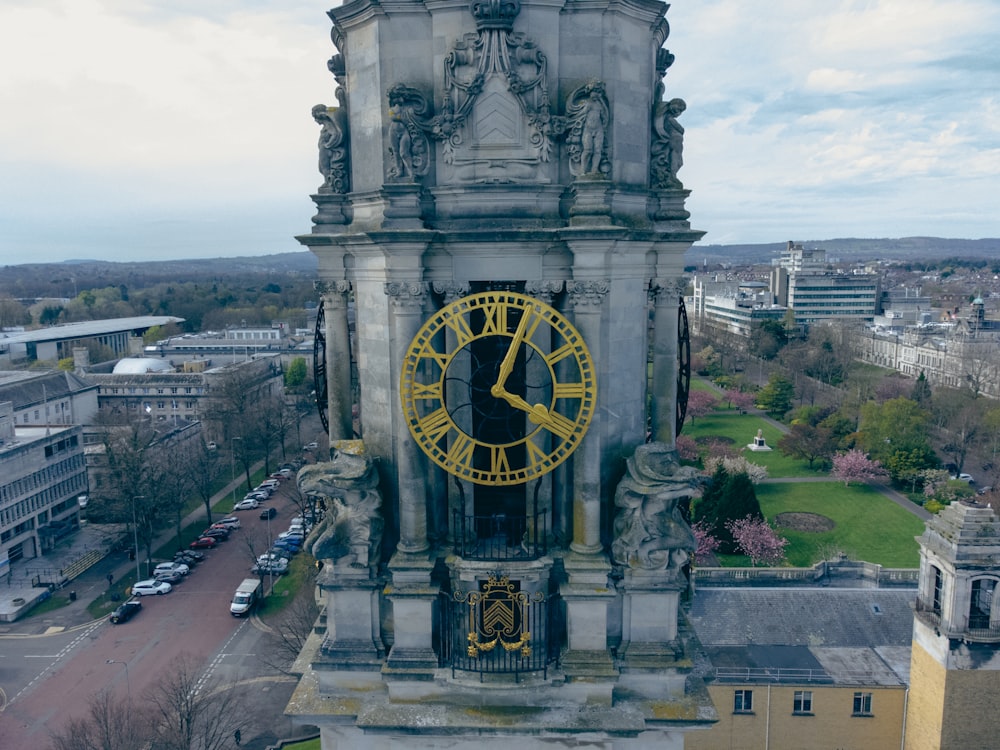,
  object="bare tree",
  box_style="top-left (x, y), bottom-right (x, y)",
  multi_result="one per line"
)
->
top-left (257, 568), bottom-right (320, 674)
top-left (189, 438), bottom-right (224, 524)
top-left (49, 689), bottom-right (153, 750)
top-left (145, 653), bottom-right (252, 750)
